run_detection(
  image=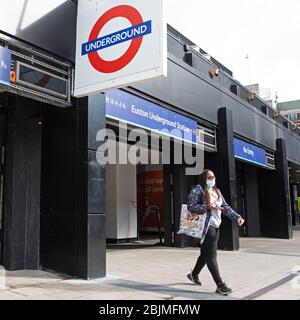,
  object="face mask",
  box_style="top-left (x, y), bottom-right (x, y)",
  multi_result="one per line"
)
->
top-left (206, 179), bottom-right (216, 189)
